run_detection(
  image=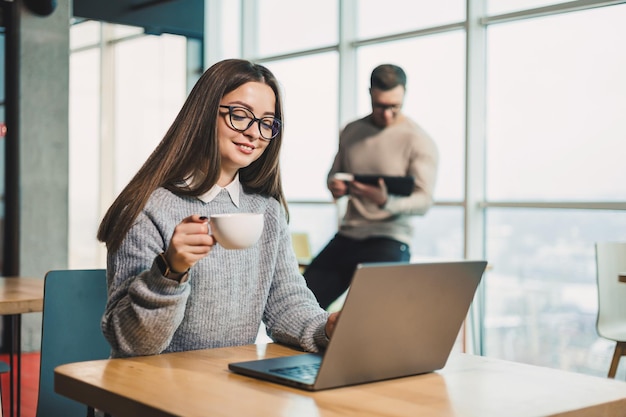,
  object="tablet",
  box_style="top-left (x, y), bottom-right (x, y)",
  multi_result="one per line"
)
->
top-left (333, 173), bottom-right (415, 196)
